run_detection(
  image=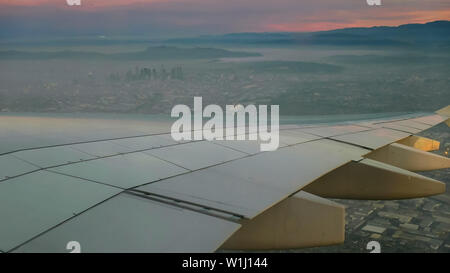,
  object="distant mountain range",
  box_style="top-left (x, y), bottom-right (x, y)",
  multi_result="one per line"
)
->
top-left (1, 20), bottom-right (449, 51)
top-left (166, 20), bottom-right (450, 48)
top-left (0, 46), bottom-right (261, 60)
